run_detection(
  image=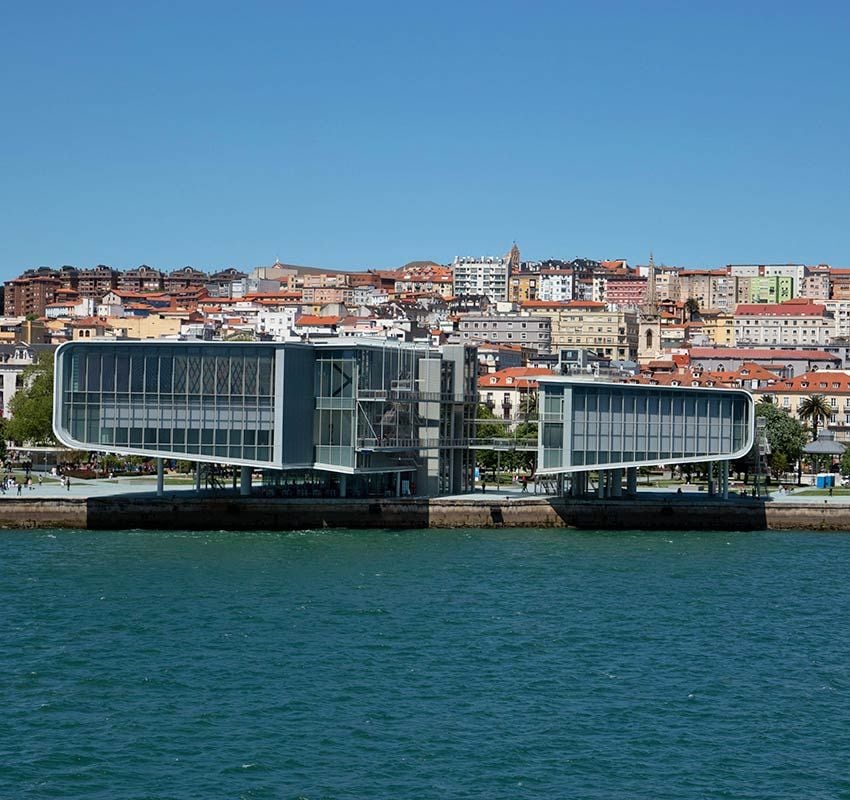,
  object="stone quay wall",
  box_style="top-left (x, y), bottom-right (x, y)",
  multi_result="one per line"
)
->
top-left (1, 495), bottom-right (850, 532)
